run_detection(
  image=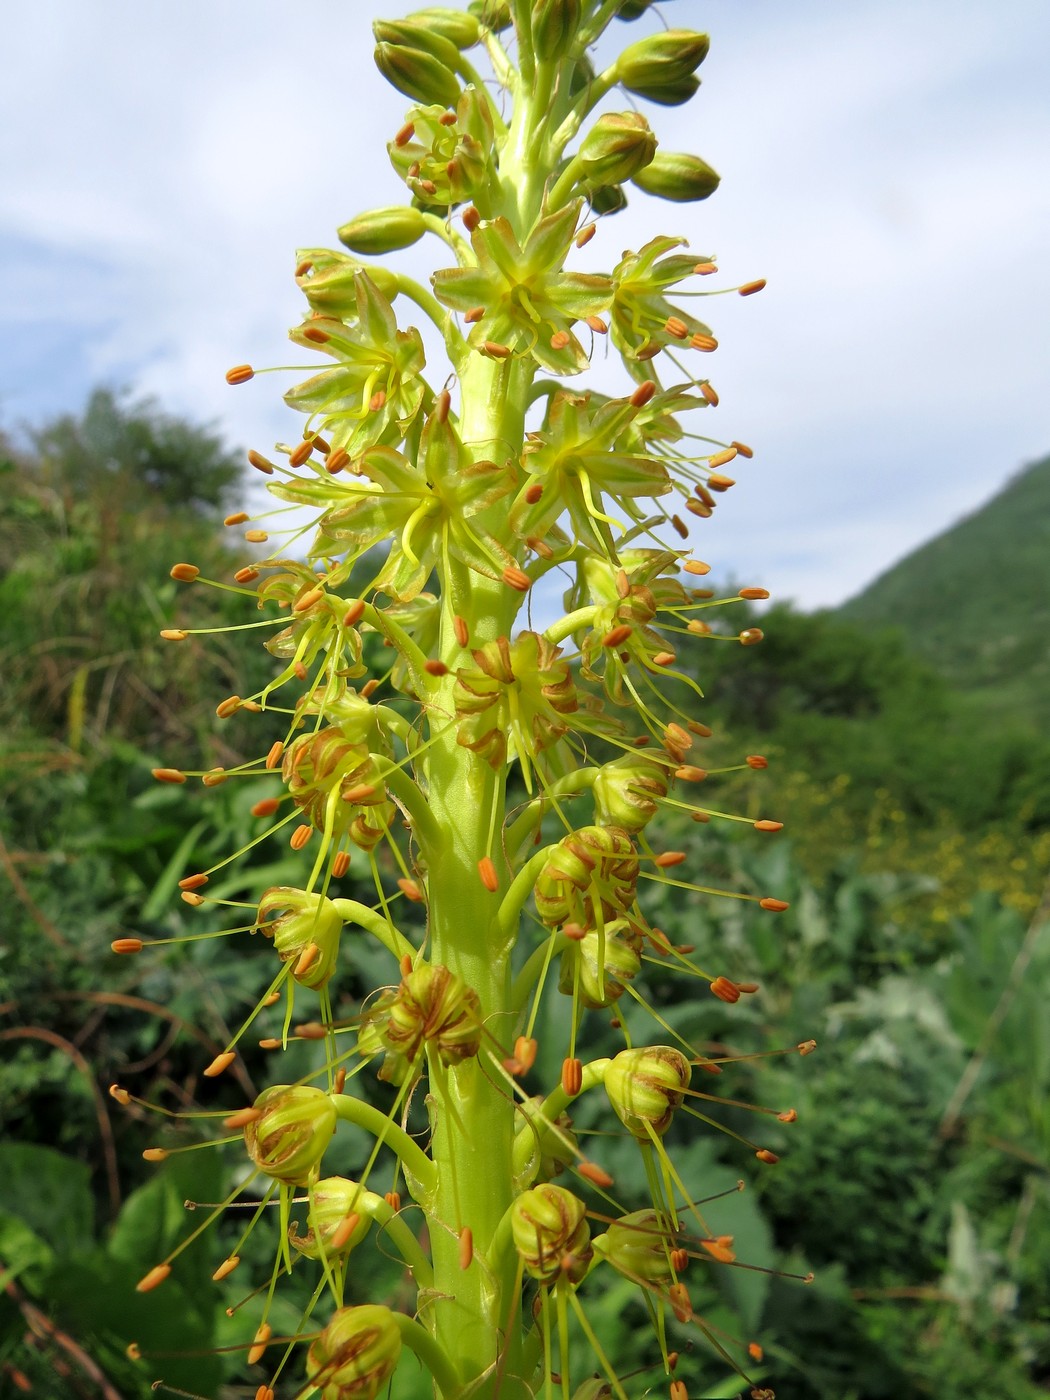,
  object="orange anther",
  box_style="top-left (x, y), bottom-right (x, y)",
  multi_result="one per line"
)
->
top-left (755, 1148), bottom-right (779, 1165)
top-left (295, 1021), bottom-right (326, 1040)
top-left (111, 937), bottom-right (144, 955)
top-left (397, 878), bottom-right (424, 902)
top-left (453, 615), bottom-right (469, 647)
top-left (693, 261), bottom-right (718, 275)
top-left (385, 1190), bottom-right (402, 1212)
top-left (251, 797), bottom-right (280, 818)
top-left (181, 890), bottom-right (205, 907)
top-left (202, 768), bottom-right (228, 786)
top-left (670, 514), bottom-right (688, 538)
top-left (699, 382), bottom-right (719, 407)
top-left (675, 765), bottom-right (707, 782)
top-left (343, 598), bottom-right (366, 626)
top-left (265, 741), bottom-right (284, 770)
top-left (424, 659), bottom-right (449, 676)
top-left (210, 1255), bottom-right (241, 1282)
top-left (262, 991), bottom-right (281, 1006)
top-left (514, 1036), bottom-right (538, 1072)
top-left (330, 1212), bottom-right (362, 1250)
top-left (777, 1108), bottom-right (798, 1123)
top-left (561, 1057), bottom-right (583, 1096)
top-left (288, 439), bottom-right (314, 468)
top-left (483, 340), bottom-right (511, 359)
top-left (753, 819), bottom-right (782, 832)
top-left (290, 824), bottom-right (313, 850)
top-left (577, 1160), bottom-right (614, 1189)
top-left (670, 1247), bottom-right (689, 1273)
top-left (563, 921), bottom-right (586, 941)
top-left (248, 449), bottom-right (275, 474)
top-left (710, 976), bottom-right (741, 1003)
top-left (135, 1263), bottom-right (171, 1293)
top-left (302, 325), bottom-right (329, 344)
top-left (169, 562), bottom-right (200, 584)
top-left (109, 1084), bottom-right (131, 1104)
top-left (459, 1226), bottom-right (474, 1269)
top-left (203, 1050), bottom-right (236, 1078)
top-left (759, 897), bottom-right (789, 913)
top-left (707, 464), bottom-right (736, 483)
top-left (748, 1342), bottom-right (764, 1362)
top-left (394, 120), bottom-right (415, 146)
top-left (747, 754), bottom-right (769, 769)
top-left (630, 380), bottom-right (657, 409)
top-left (159, 628), bottom-right (187, 640)
top-left (668, 1282), bottom-right (692, 1323)
top-left (244, 529), bottom-right (269, 543)
top-left (224, 511), bottom-right (249, 526)
top-left (585, 314), bottom-right (608, 334)
top-left (654, 850), bottom-right (686, 868)
top-left (225, 364), bottom-right (254, 385)
top-left (333, 1067), bottom-right (347, 1094)
top-left (686, 499), bottom-right (711, 518)
top-left (369, 389), bottom-right (387, 412)
top-left (151, 767), bottom-right (186, 784)
top-left (550, 330), bottom-right (570, 350)
top-left (342, 782), bottom-right (376, 803)
top-left (694, 482), bottom-right (716, 507)
top-left (690, 333), bottom-right (718, 352)
top-left (664, 316), bottom-right (688, 340)
top-left (464, 305), bottom-right (486, 323)
top-left (294, 586), bottom-right (324, 613)
top-left (478, 856), bottom-right (499, 892)
top-left (295, 942), bottom-right (320, 977)
top-left (142, 1147), bottom-right (167, 1162)
top-left (652, 650), bottom-right (676, 666)
top-left (234, 566), bottom-right (259, 584)
top-left (326, 447), bottom-right (350, 473)
top-left (259, 1038), bottom-right (282, 1050)
top-left (502, 566), bottom-right (532, 592)
top-left (601, 624), bottom-right (632, 648)
top-left (700, 1237), bottom-right (736, 1263)
top-left (524, 482), bottom-right (544, 504)
top-left (739, 628), bottom-right (764, 646)
top-left (223, 1107), bottom-right (262, 1130)
top-left (332, 851), bottom-right (351, 878)
top-left (248, 1322), bottom-right (272, 1365)
top-left (739, 278), bottom-right (767, 296)
top-left (216, 695), bottom-right (242, 719)
top-left (575, 222), bottom-right (596, 248)
top-left (683, 559), bottom-right (710, 575)
top-left (462, 206), bottom-right (481, 231)
top-left (798, 1039), bottom-right (817, 1055)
